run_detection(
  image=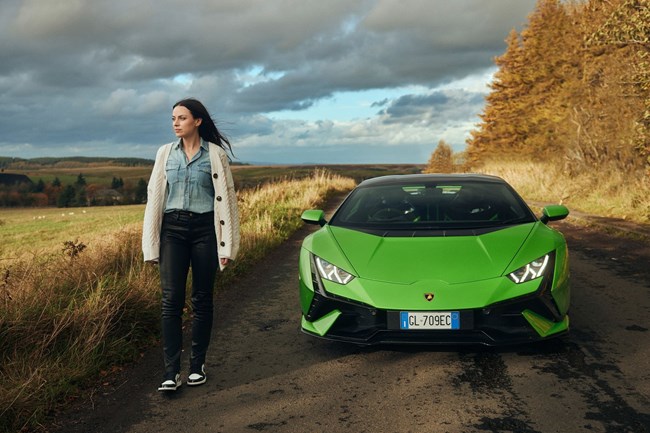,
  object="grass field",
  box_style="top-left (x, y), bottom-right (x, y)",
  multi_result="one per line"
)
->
top-left (0, 205), bottom-right (144, 261)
